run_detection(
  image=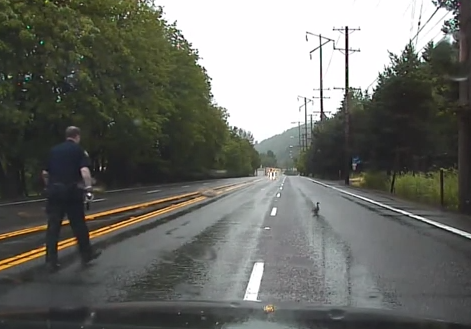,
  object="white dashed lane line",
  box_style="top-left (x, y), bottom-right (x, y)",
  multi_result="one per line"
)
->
top-left (243, 262), bottom-right (264, 301)
top-left (242, 176), bottom-right (285, 302)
